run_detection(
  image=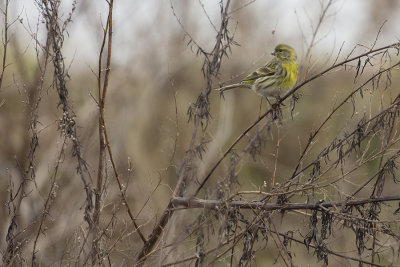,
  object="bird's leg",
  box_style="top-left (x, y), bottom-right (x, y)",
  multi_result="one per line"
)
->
top-left (258, 98), bottom-right (263, 118)
top-left (269, 97), bottom-right (282, 122)
top-left (265, 97), bottom-right (281, 120)
top-left (265, 97), bottom-right (273, 109)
